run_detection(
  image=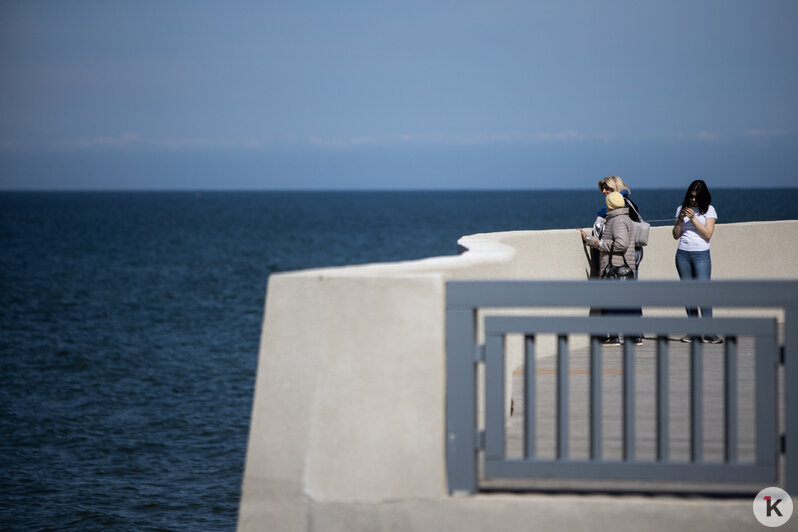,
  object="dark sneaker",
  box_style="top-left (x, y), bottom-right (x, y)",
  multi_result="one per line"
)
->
top-left (703, 335), bottom-right (723, 344)
top-left (601, 336), bottom-right (621, 347)
top-left (629, 336), bottom-right (644, 346)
